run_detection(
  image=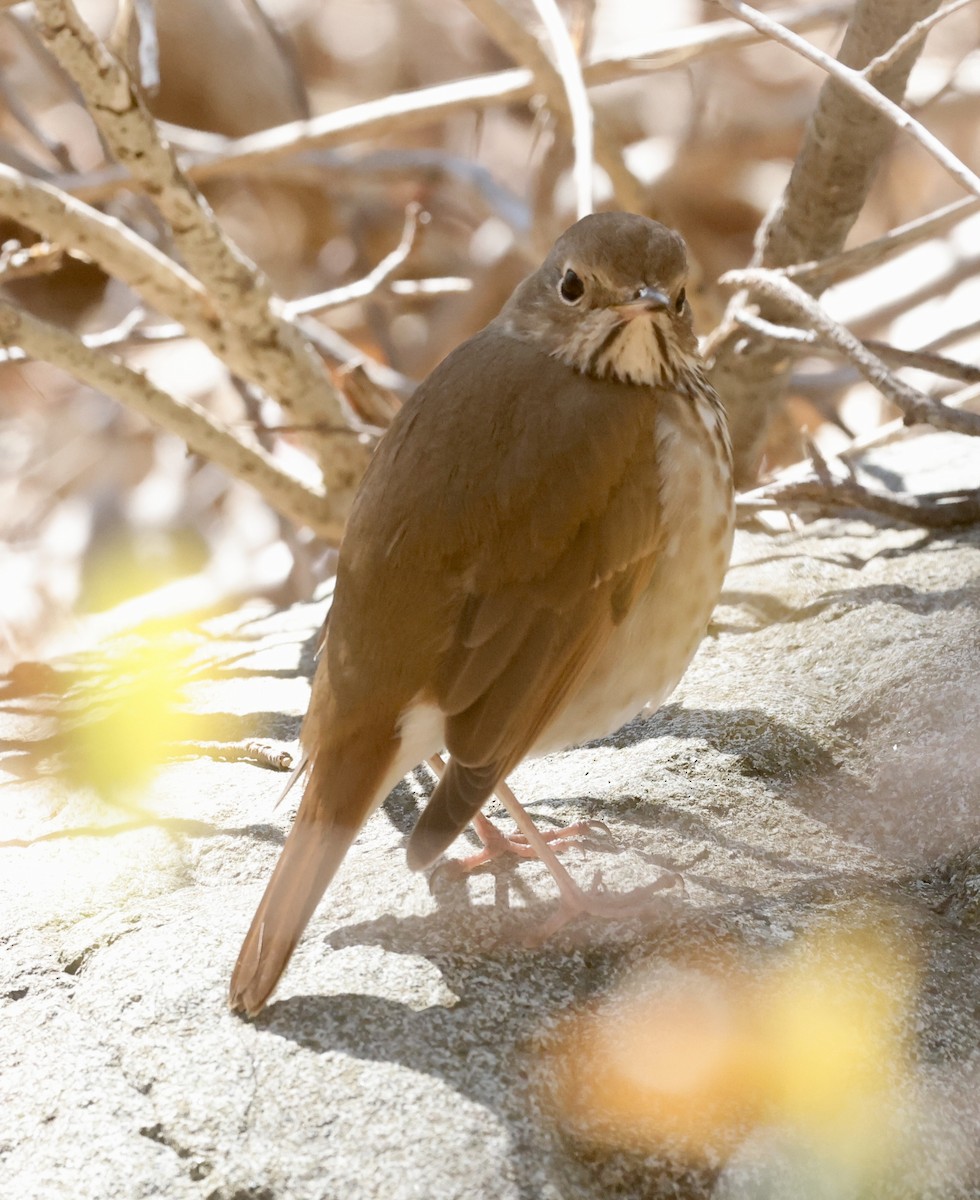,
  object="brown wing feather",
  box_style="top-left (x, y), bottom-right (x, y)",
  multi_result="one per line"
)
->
top-left (407, 425), bottom-right (666, 866)
top-left (325, 332), bottom-right (658, 710)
